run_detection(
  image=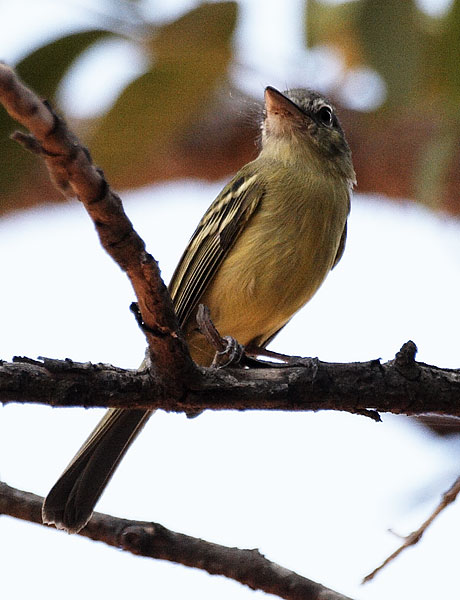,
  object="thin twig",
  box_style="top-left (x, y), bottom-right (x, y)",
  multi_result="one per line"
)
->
top-left (363, 475), bottom-right (460, 583)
